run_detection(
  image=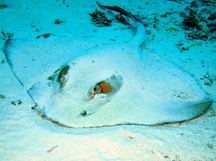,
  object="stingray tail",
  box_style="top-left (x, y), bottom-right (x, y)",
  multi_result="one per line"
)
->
top-left (96, 1), bottom-right (146, 46)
